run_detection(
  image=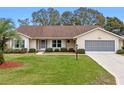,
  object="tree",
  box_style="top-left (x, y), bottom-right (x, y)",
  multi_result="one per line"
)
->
top-left (104, 17), bottom-right (124, 34)
top-left (74, 7), bottom-right (105, 26)
top-left (18, 18), bottom-right (30, 26)
top-left (0, 18), bottom-right (18, 64)
top-left (47, 8), bottom-right (60, 25)
top-left (96, 15), bottom-right (105, 26)
top-left (32, 8), bottom-right (60, 26)
top-left (32, 9), bottom-right (48, 26)
top-left (30, 7), bottom-right (106, 26)
top-left (61, 11), bottom-right (74, 25)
